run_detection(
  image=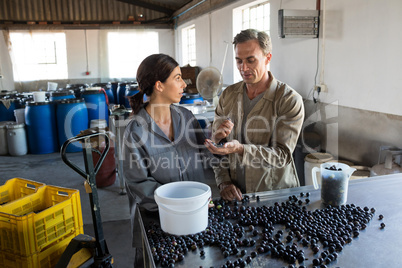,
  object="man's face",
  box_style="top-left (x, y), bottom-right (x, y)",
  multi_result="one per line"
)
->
top-left (235, 39), bottom-right (271, 85)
